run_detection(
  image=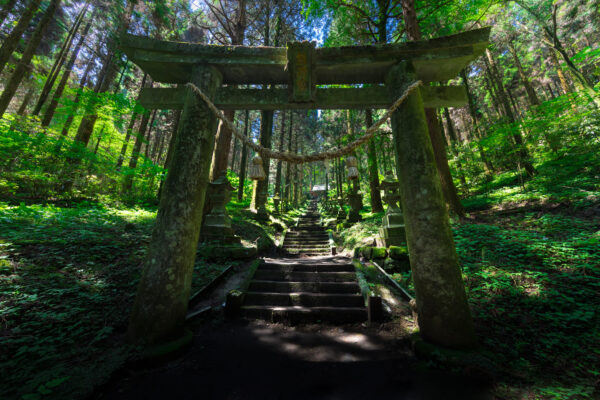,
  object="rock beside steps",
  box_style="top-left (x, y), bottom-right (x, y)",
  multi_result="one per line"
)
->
top-left (241, 257), bottom-right (367, 324)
